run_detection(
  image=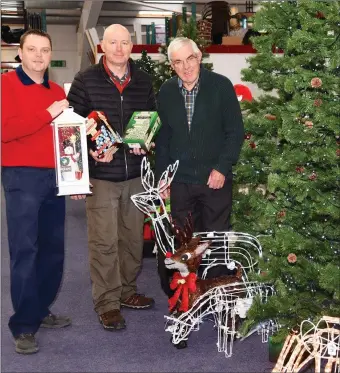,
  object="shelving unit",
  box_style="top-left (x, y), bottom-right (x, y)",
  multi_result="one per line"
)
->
top-left (1, 1), bottom-right (26, 73)
top-left (1, 42), bottom-right (20, 73)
